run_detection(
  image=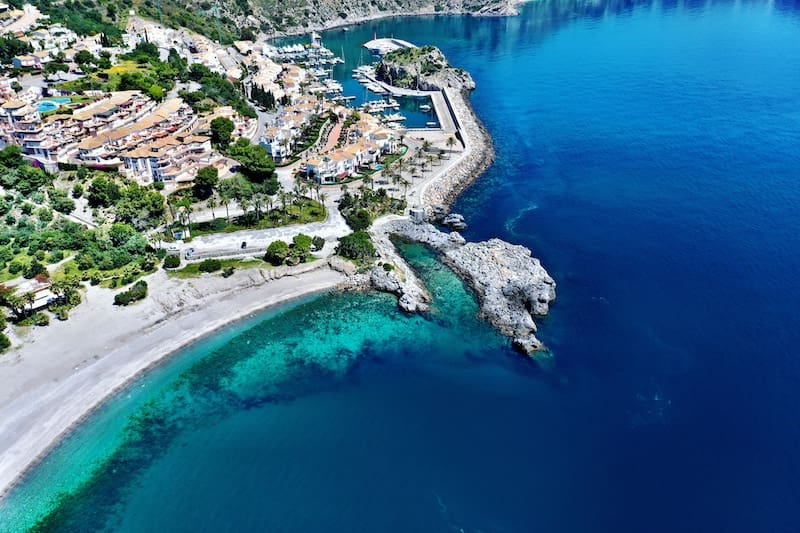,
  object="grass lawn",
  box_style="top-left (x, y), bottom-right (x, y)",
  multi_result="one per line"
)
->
top-left (0, 252), bottom-right (34, 283)
top-left (57, 259), bottom-right (157, 288)
top-left (60, 61), bottom-right (151, 93)
top-left (166, 259), bottom-right (264, 279)
top-left (188, 202), bottom-right (326, 237)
